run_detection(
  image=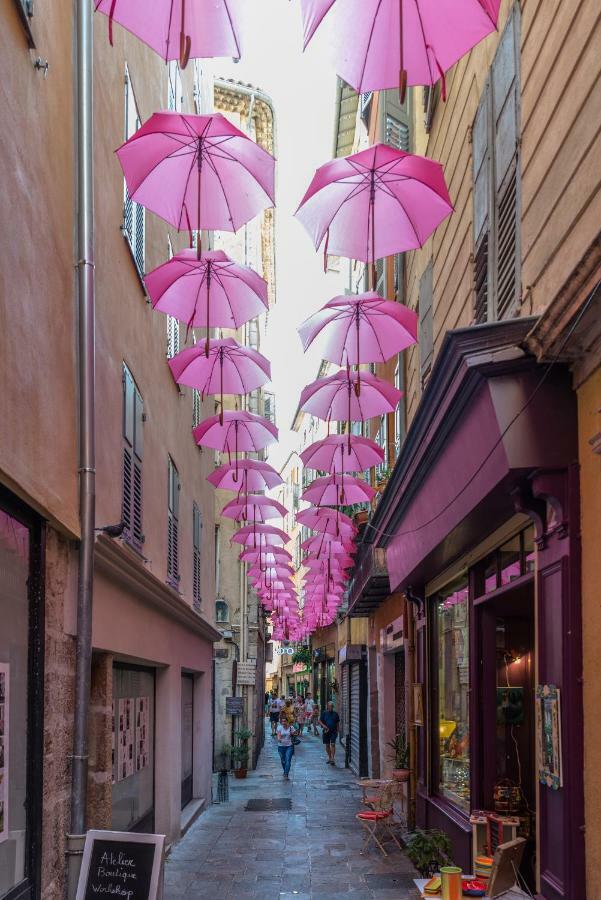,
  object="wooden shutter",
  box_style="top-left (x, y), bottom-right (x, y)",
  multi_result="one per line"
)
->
top-left (122, 366), bottom-right (144, 549)
top-left (167, 458), bottom-right (180, 586)
top-left (193, 504), bottom-right (202, 609)
top-left (419, 261), bottom-right (434, 385)
top-left (167, 315), bottom-right (180, 359)
top-left (492, 5), bottom-right (521, 319)
top-left (472, 82), bottom-right (491, 324)
top-left (123, 69), bottom-right (145, 275)
top-left (192, 389), bottom-right (201, 427)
